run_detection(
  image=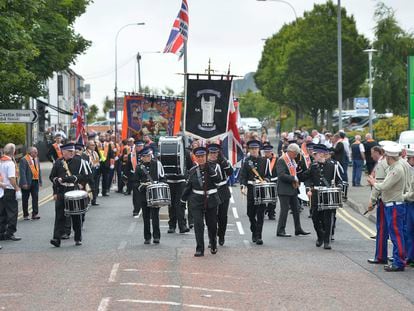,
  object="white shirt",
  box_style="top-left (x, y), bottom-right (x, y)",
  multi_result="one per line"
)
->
top-left (0, 159), bottom-right (16, 198)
